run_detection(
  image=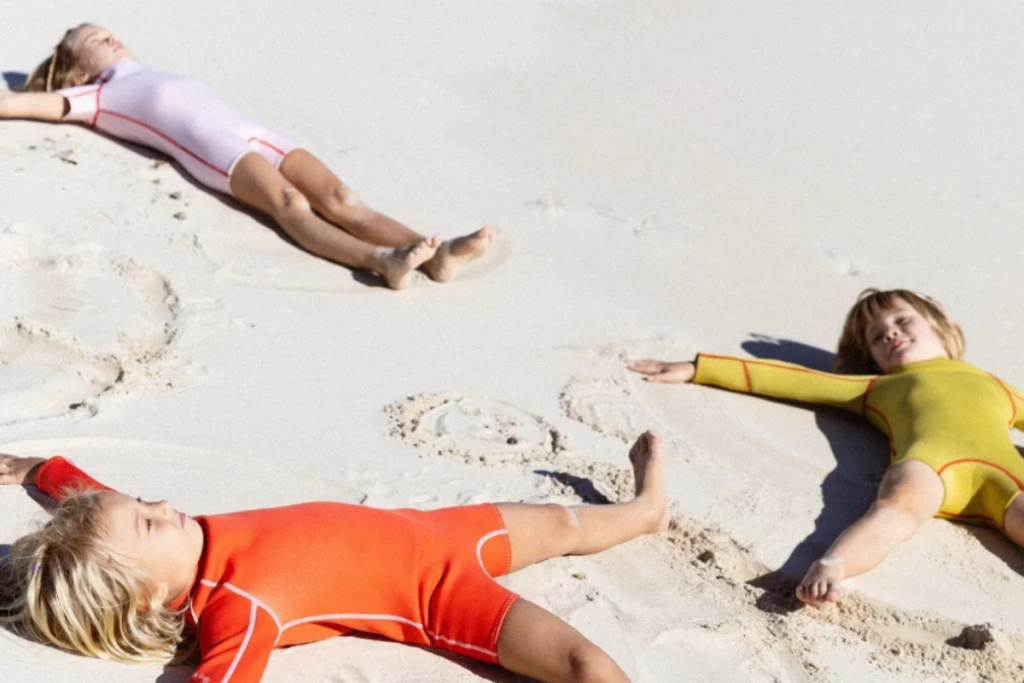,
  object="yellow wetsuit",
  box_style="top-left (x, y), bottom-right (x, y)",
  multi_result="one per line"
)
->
top-left (693, 354), bottom-right (1024, 528)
